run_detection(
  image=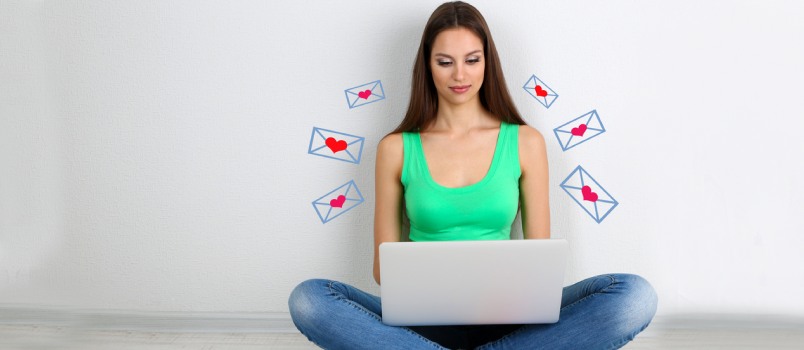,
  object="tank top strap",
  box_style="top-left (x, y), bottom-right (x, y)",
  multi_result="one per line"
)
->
top-left (400, 131), bottom-right (421, 186)
top-left (499, 122), bottom-right (522, 178)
